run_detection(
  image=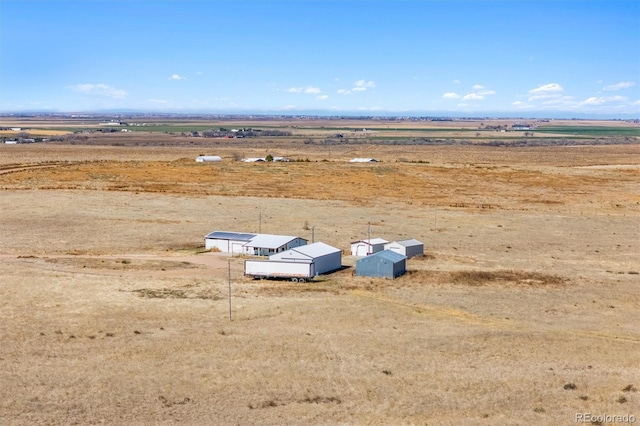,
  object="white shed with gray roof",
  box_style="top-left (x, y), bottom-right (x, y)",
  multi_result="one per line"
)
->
top-left (350, 238), bottom-right (389, 256)
top-left (384, 239), bottom-right (424, 259)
